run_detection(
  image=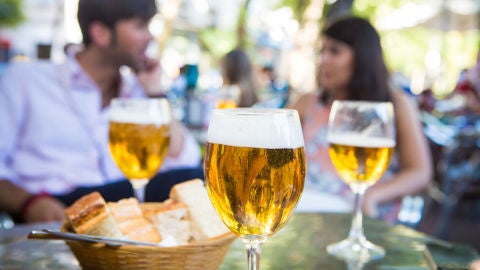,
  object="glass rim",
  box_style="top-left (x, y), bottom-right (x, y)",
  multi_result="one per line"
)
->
top-left (109, 97), bottom-right (171, 123)
top-left (111, 97), bottom-right (169, 104)
top-left (331, 100), bottom-right (393, 106)
top-left (211, 108), bottom-right (298, 115)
